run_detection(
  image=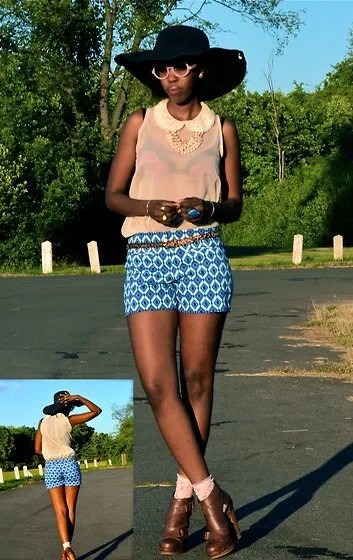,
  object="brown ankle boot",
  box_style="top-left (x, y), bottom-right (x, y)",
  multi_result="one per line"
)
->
top-left (64, 548), bottom-right (76, 560)
top-left (159, 495), bottom-right (194, 555)
top-left (201, 484), bottom-right (241, 559)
